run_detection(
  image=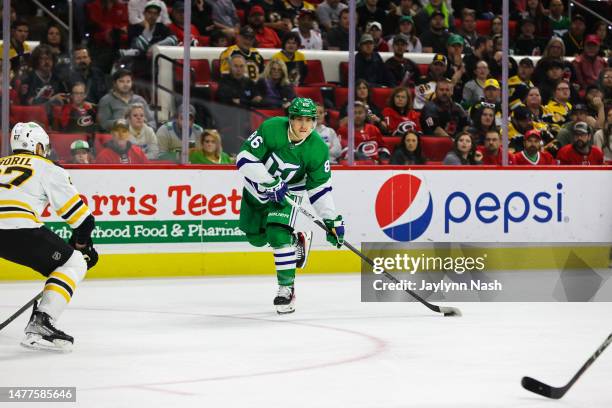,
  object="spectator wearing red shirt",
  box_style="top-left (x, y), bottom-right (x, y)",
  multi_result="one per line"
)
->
top-left (573, 35), bottom-right (608, 88)
top-left (477, 129), bottom-right (504, 165)
top-left (248, 6), bottom-right (281, 49)
top-left (338, 101), bottom-right (386, 162)
top-left (167, 1), bottom-right (201, 45)
top-left (557, 121), bottom-right (604, 165)
top-left (96, 119), bottom-right (149, 164)
top-left (86, 0), bottom-right (129, 47)
top-left (510, 129), bottom-right (555, 165)
top-left (382, 87), bottom-right (421, 135)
